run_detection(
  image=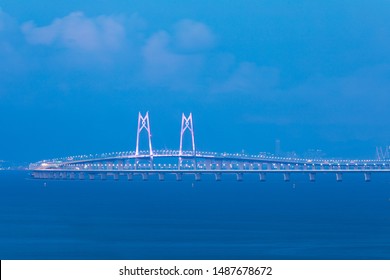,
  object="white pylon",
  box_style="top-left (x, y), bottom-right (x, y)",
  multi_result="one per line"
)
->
top-left (135, 112), bottom-right (153, 157)
top-left (179, 113), bottom-right (196, 156)
top-left (179, 113), bottom-right (196, 170)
